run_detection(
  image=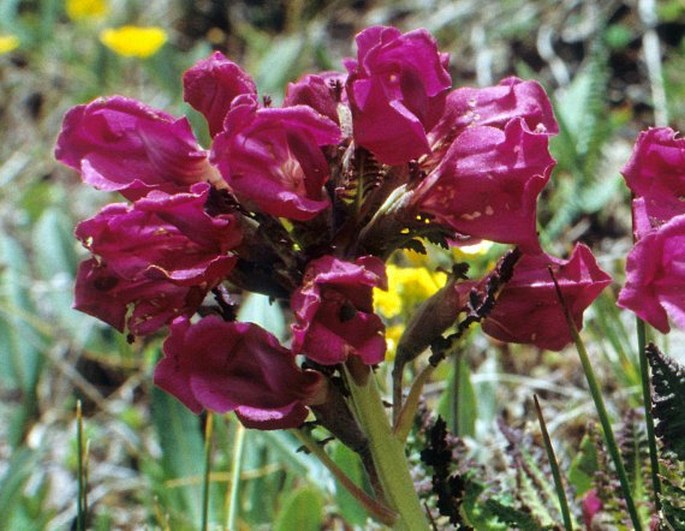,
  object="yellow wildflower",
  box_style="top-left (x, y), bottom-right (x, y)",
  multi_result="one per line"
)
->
top-left (66, 0), bottom-right (109, 21)
top-left (0, 34), bottom-right (19, 54)
top-left (99, 26), bottom-right (167, 58)
top-left (384, 324), bottom-right (405, 361)
top-left (374, 264), bottom-right (446, 319)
